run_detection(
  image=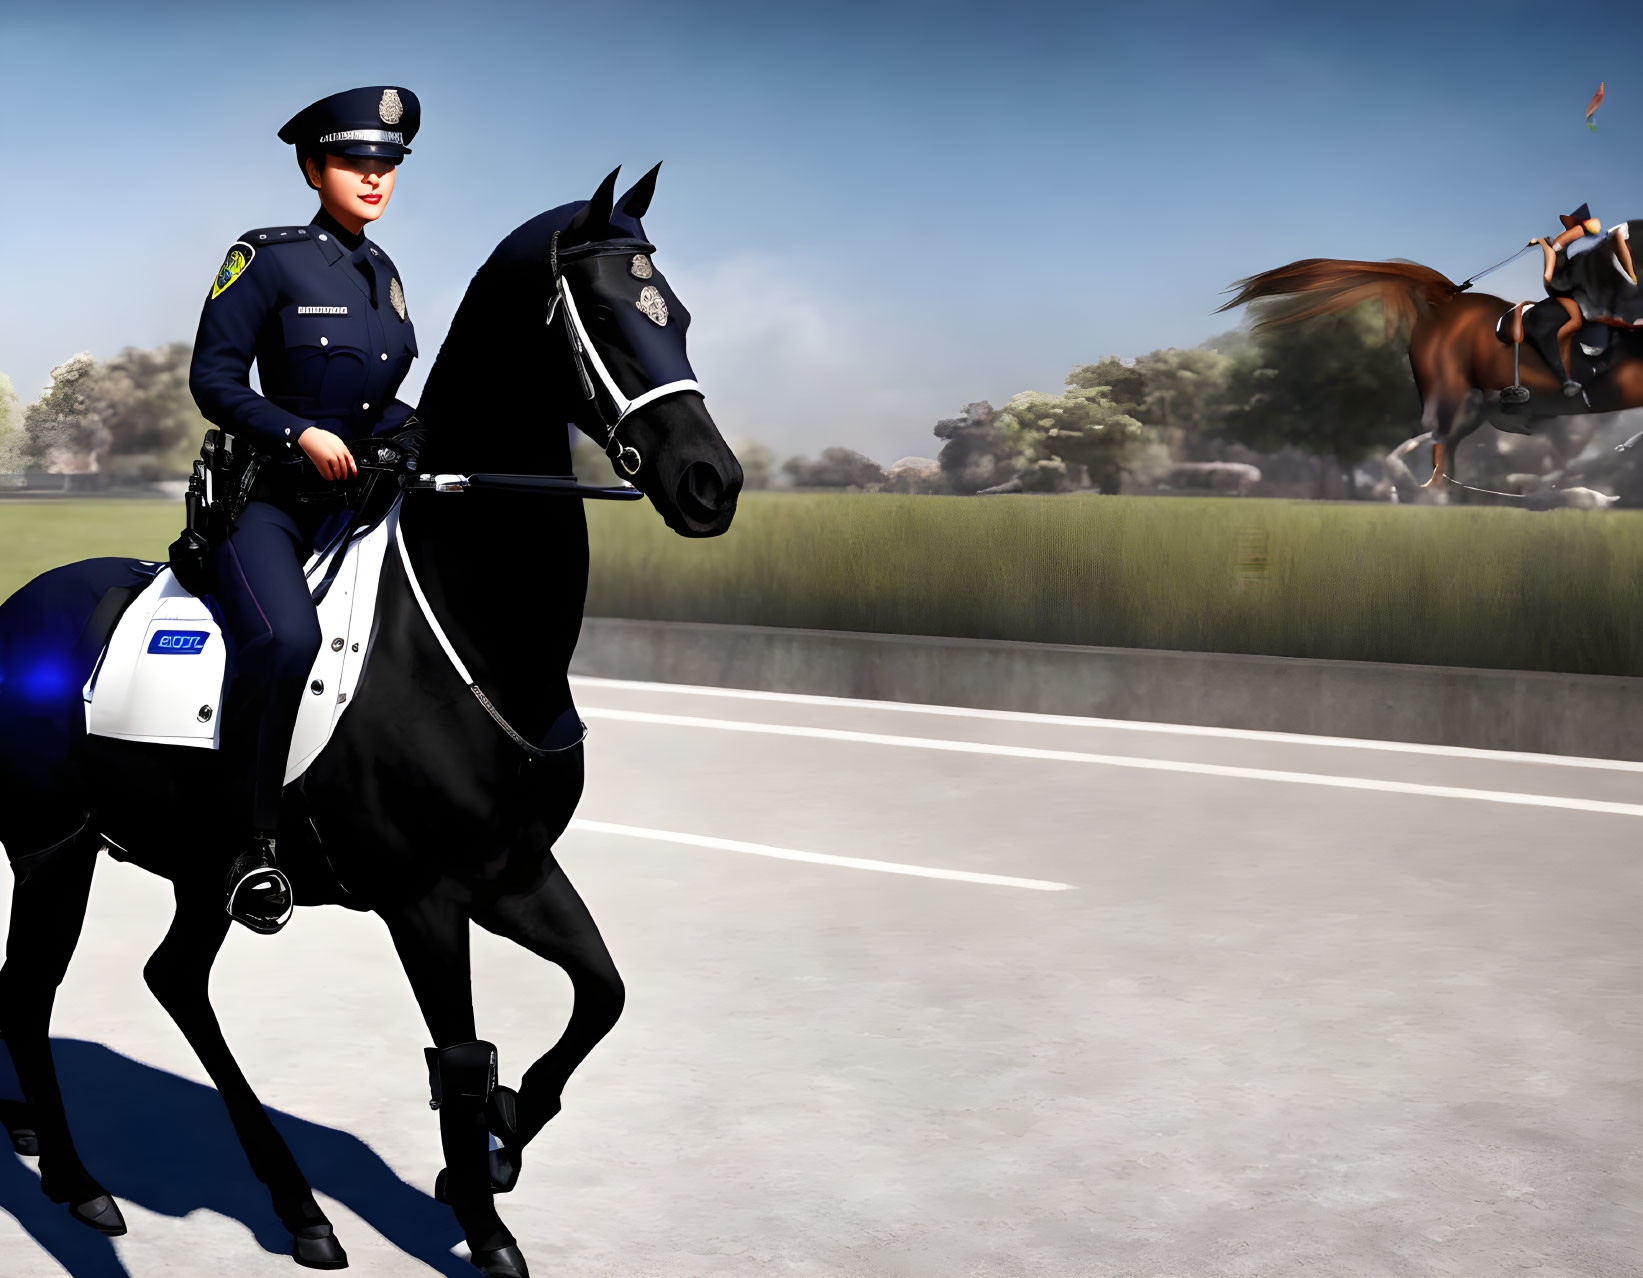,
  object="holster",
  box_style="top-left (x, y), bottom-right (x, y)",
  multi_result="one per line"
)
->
top-left (167, 429), bottom-right (263, 596)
